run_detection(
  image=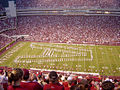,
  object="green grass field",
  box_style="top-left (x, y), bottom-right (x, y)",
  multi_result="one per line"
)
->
top-left (0, 41), bottom-right (120, 76)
